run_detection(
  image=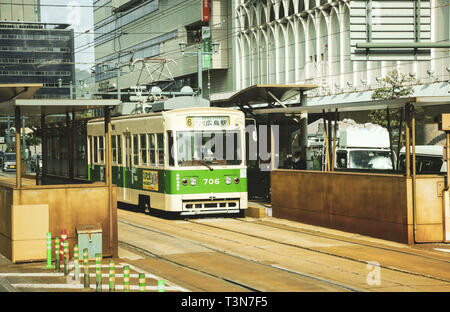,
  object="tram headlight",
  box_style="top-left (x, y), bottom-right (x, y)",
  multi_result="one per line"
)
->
top-left (190, 177), bottom-right (197, 186)
top-left (182, 178), bottom-right (188, 186)
top-left (225, 176), bottom-right (232, 185)
top-left (234, 177), bottom-right (240, 184)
